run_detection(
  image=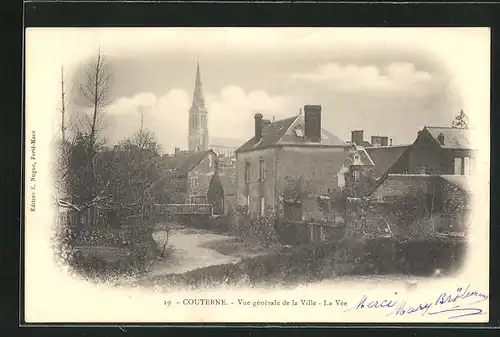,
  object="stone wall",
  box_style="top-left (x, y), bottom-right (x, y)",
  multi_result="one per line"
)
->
top-left (236, 148), bottom-right (278, 217)
top-left (371, 174), bottom-right (443, 208)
